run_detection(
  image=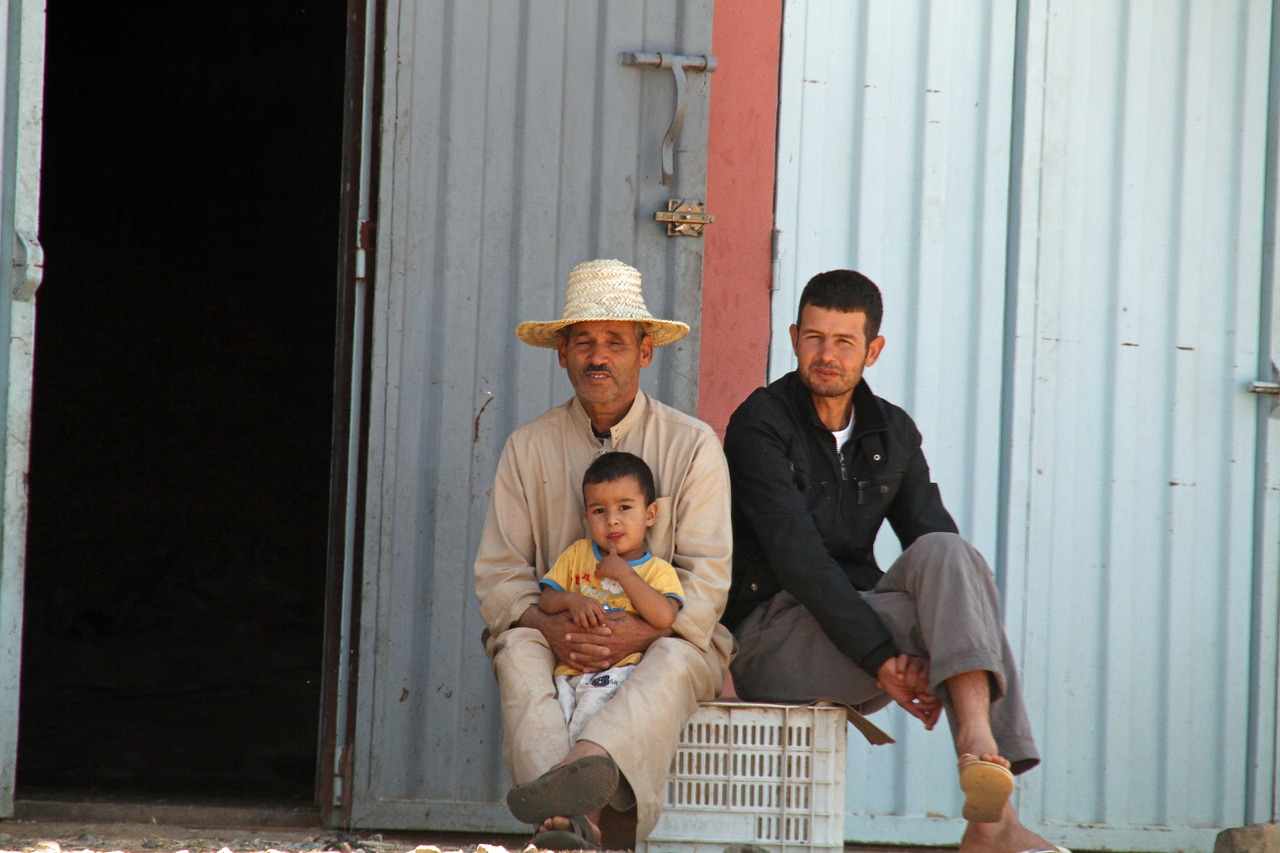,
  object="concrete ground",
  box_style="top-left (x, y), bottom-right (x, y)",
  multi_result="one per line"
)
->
top-left (0, 800), bottom-right (945, 853)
